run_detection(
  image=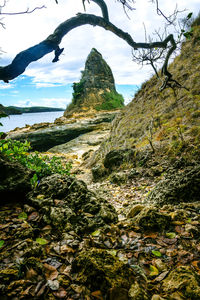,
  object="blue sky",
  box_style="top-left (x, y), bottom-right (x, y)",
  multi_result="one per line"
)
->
top-left (0, 75), bottom-right (138, 108)
top-left (0, 0), bottom-right (199, 108)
